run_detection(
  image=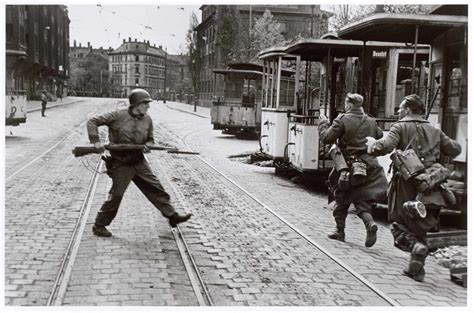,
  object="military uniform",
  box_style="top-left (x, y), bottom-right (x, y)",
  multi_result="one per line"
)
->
top-left (319, 108), bottom-right (388, 245)
top-left (87, 108), bottom-right (176, 227)
top-left (370, 113), bottom-right (461, 280)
